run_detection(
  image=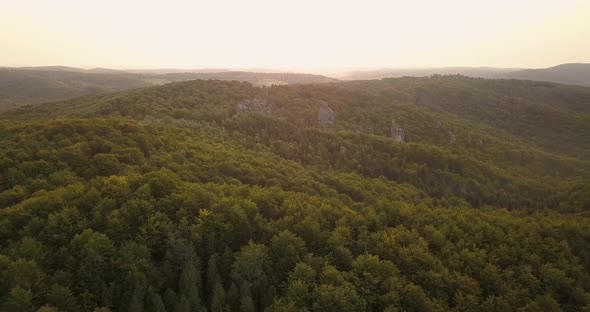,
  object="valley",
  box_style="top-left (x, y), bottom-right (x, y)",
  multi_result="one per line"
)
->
top-left (1, 76), bottom-right (589, 311)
